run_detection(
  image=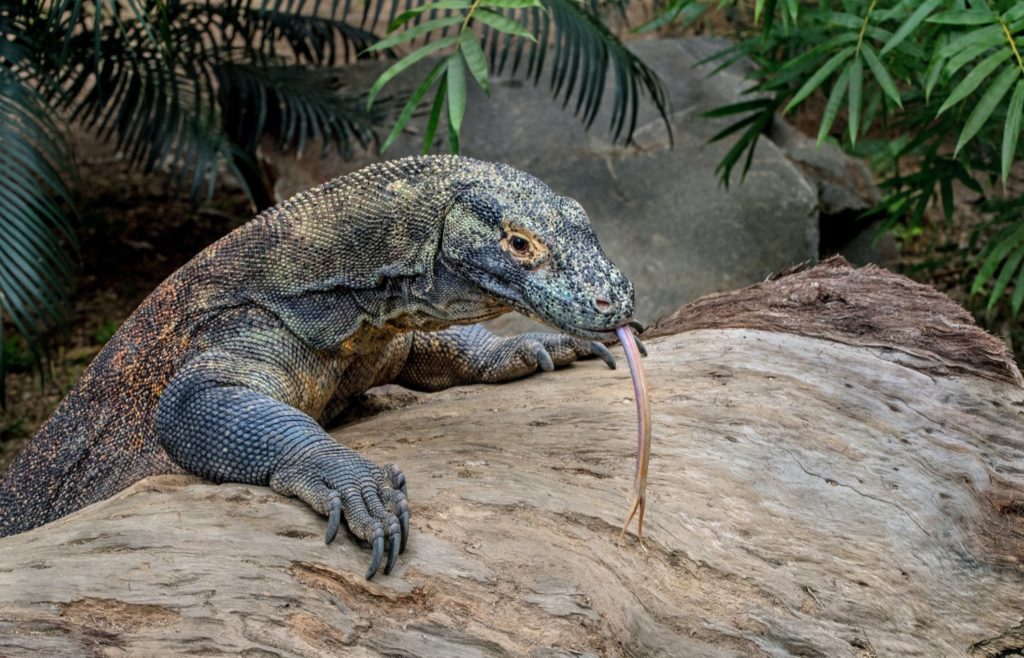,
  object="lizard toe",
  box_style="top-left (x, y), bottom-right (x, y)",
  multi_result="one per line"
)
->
top-left (361, 483), bottom-right (402, 577)
top-left (325, 491), bottom-right (342, 545)
top-left (384, 463), bottom-right (407, 495)
top-left (367, 530), bottom-right (385, 580)
top-left (385, 527), bottom-right (401, 574)
top-left (590, 341), bottom-right (616, 369)
top-left (399, 508), bottom-right (410, 553)
top-left (531, 341), bottom-right (555, 372)
top-left (626, 322), bottom-right (648, 357)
